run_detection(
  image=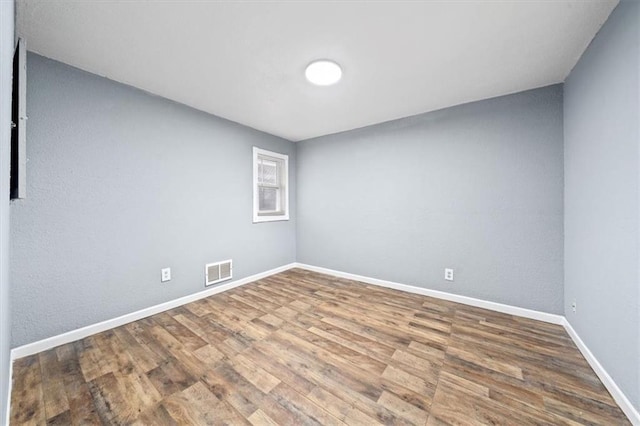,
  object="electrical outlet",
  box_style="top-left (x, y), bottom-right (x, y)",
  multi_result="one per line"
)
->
top-left (445, 268), bottom-right (454, 281)
top-left (571, 300), bottom-right (576, 313)
top-left (161, 268), bottom-right (171, 282)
